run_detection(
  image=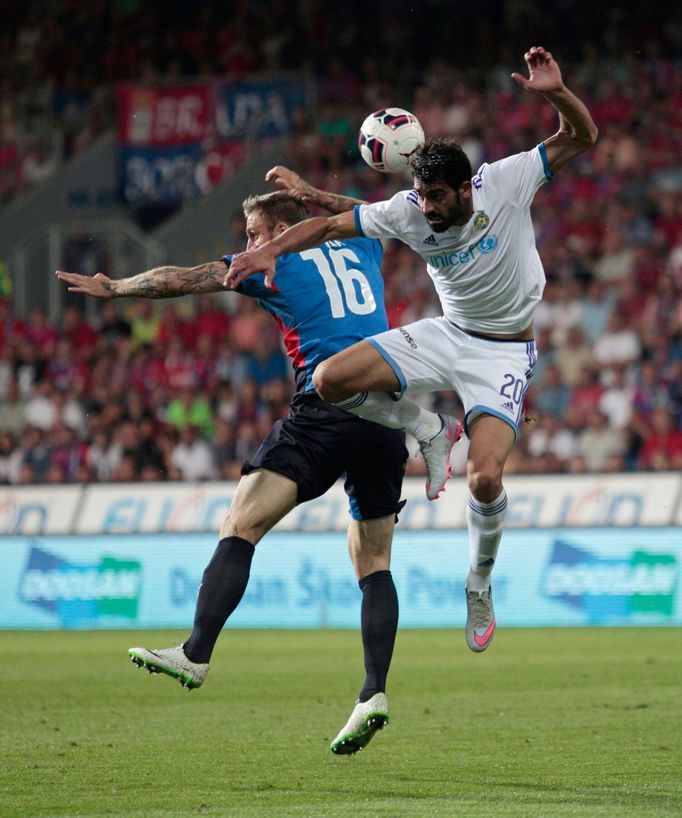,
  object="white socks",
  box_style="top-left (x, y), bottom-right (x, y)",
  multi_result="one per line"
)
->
top-left (466, 490), bottom-right (507, 593)
top-left (334, 391), bottom-right (442, 442)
